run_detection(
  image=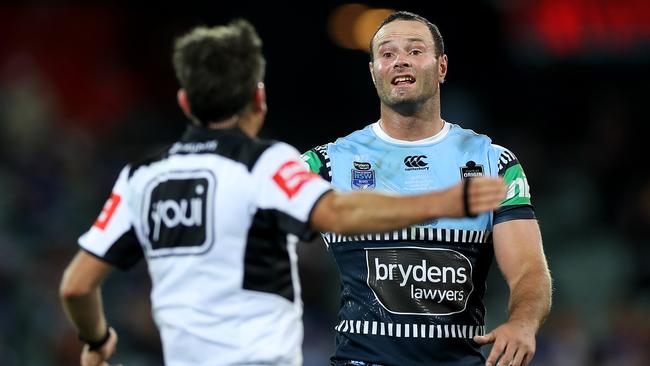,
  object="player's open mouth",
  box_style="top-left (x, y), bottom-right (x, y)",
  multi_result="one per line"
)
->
top-left (391, 75), bottom-right (416, 85)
